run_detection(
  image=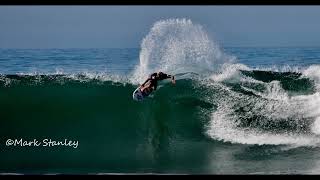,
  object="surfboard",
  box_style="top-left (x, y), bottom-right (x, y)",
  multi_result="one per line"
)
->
top-left (132, 87), bottom-right (146, 101)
